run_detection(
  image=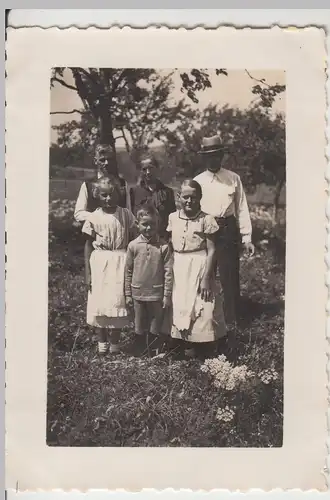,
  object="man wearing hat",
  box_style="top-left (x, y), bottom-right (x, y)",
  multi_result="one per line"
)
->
top-left (194, 135), bottom-right (255, 327)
